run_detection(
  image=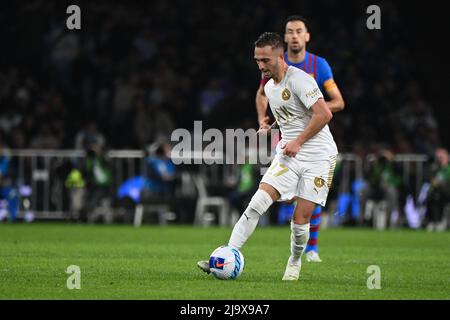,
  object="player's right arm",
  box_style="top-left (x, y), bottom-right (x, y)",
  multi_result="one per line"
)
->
top-left (256, 79), bottom-right (270, 130)
top-left (282, 72), bottom-right (331, 157)
top-left (282, 98), bottom-right (332, 157)
top-left (295, 98), bottom-right (332, 145)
